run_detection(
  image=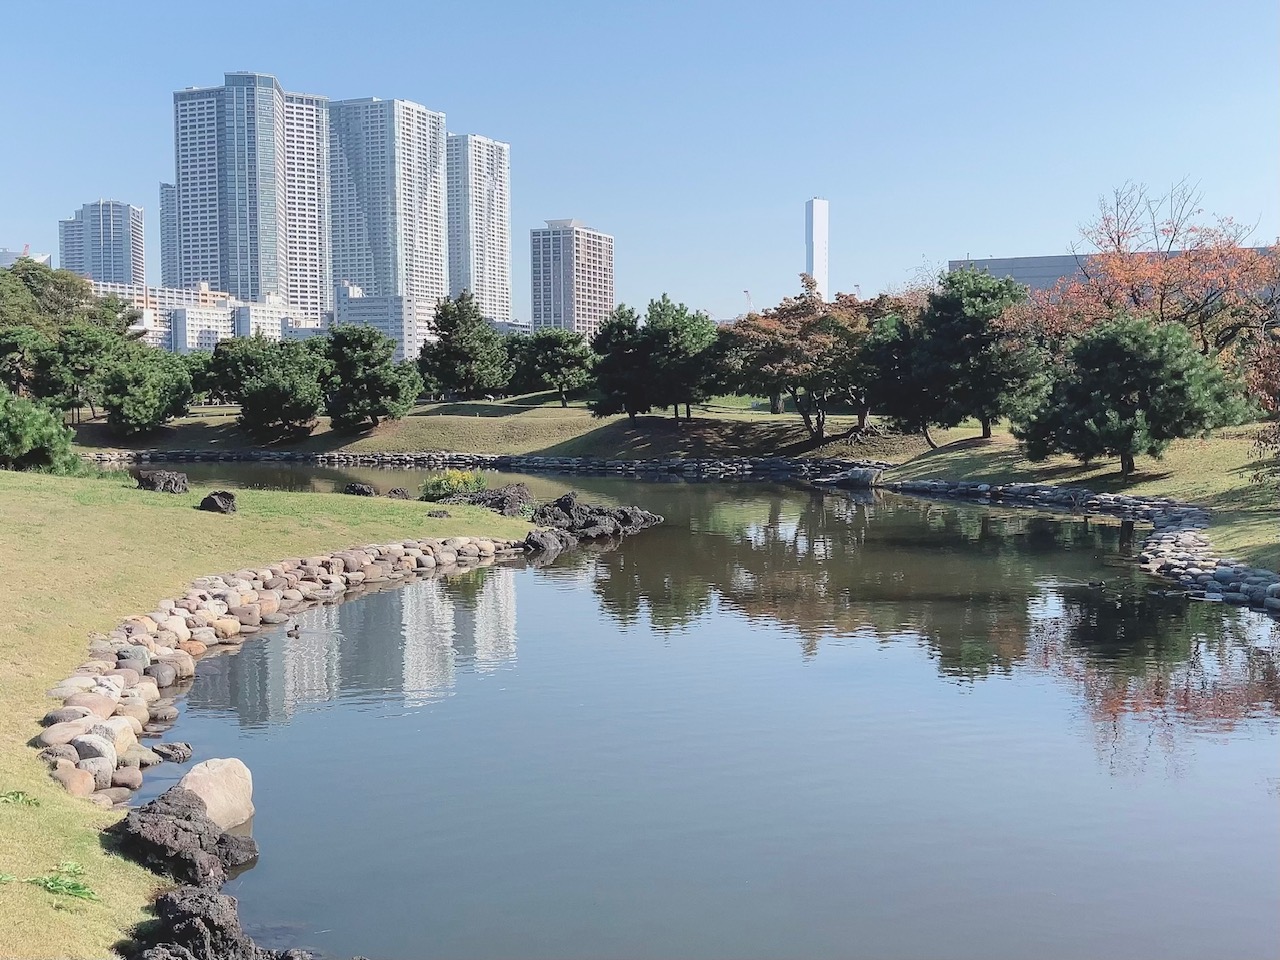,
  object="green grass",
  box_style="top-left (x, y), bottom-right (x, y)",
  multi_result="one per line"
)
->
top-left (73, 395), bottom-right (979, 463)
top-left (888, 425), bottom-right (1279, 570)
top-left (0, 471), bottom-right (528, 959)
